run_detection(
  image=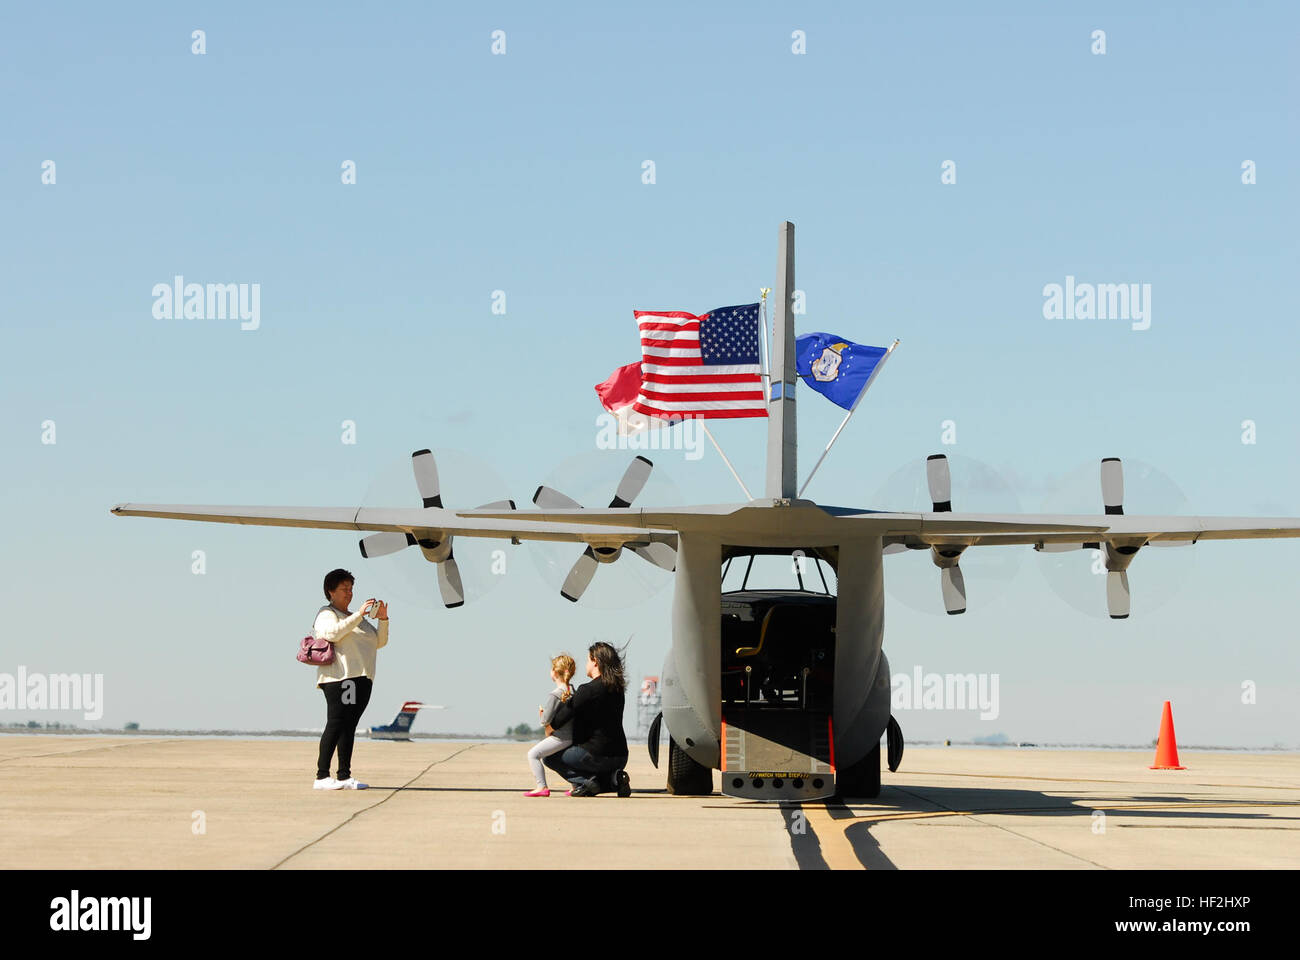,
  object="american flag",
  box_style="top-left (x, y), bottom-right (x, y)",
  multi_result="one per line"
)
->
top-left (633, 303), bottom-right (767, 420)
